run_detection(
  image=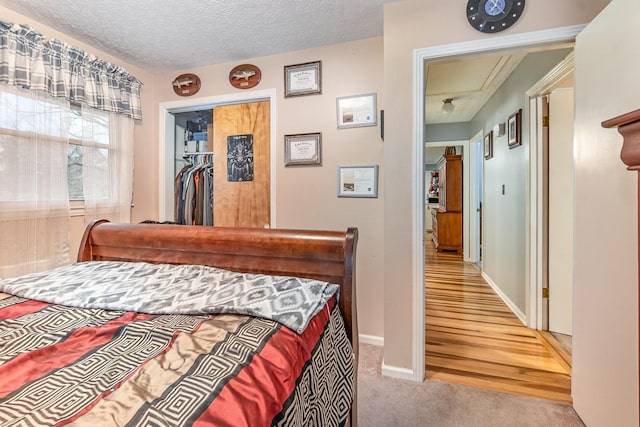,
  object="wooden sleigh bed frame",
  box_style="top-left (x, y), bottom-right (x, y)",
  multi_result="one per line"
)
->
top-left (78, 219), bottom-right (359, 425)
